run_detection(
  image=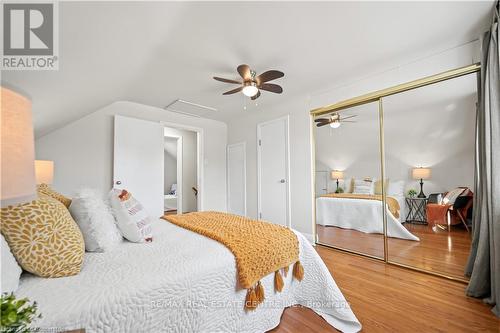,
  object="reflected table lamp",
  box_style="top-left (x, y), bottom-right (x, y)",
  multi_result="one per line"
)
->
top-left (331, 170), bottom-right (344, 191)
top-left (0, 86), bottom-right (37, 207)
top-left (412, 167), bottom-right (431, 198)
top-left (35, 160), bottom-right (54, 185)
